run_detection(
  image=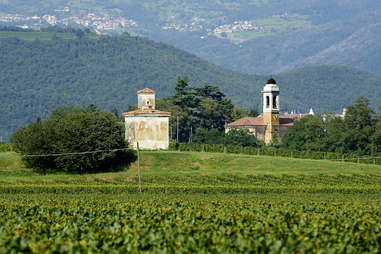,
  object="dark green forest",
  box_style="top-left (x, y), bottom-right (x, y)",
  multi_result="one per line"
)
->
top-left (1, 0), bottom-right (381, 75)
top-left (1, 29), bottom-right (381, 141)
